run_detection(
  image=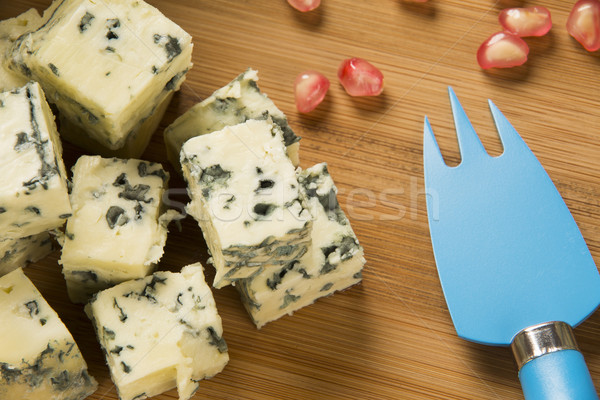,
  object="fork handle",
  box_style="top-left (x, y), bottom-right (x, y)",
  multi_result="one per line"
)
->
top-left (512, 321), bottom-right (598, 400)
